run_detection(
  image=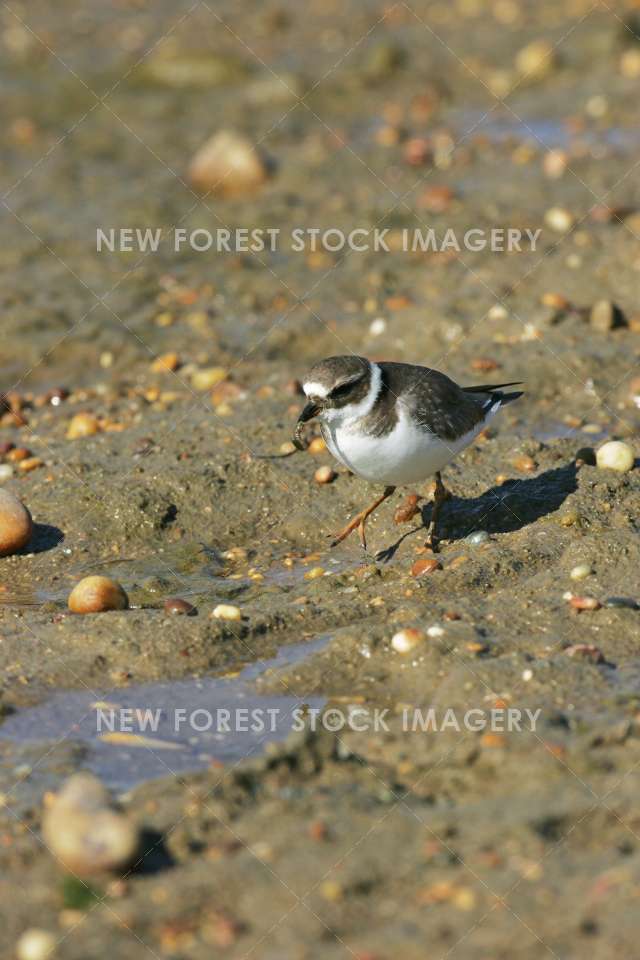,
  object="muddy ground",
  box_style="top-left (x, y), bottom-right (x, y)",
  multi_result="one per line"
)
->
top-left (1, 0), bottom-right (640, 957)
